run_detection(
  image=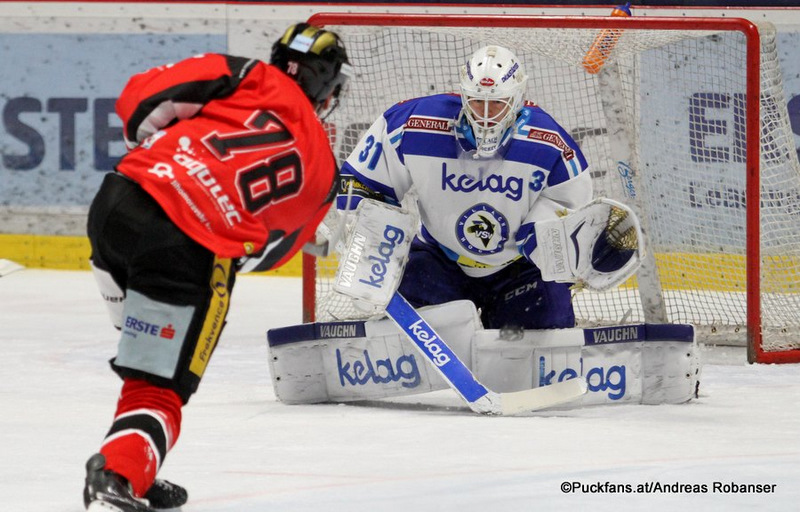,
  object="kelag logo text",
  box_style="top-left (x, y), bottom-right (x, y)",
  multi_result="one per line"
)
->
top-left (540, 357), bottom-right (626, 400)
top-left (337, 349), bottom-right (421, 389)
